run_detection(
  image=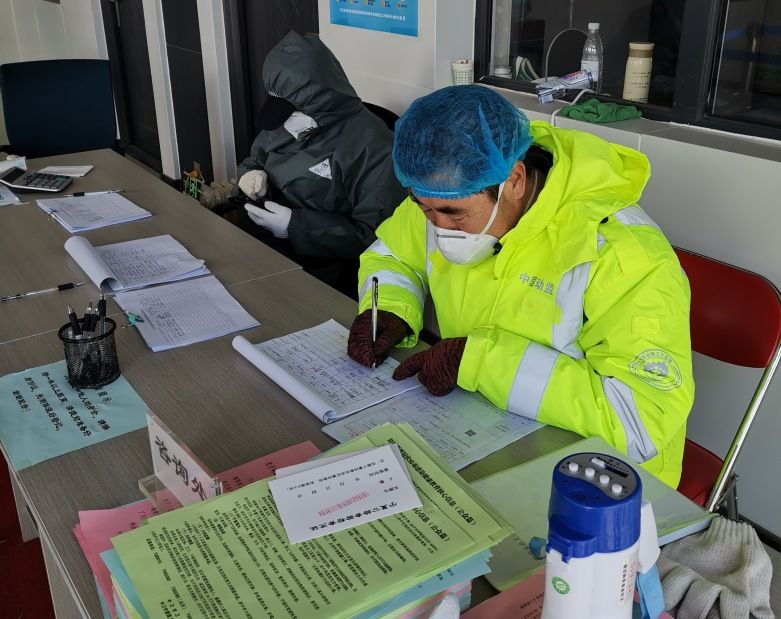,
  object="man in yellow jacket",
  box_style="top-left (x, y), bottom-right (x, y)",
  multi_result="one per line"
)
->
top-left (347, 86), bottom-right (693, 487)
